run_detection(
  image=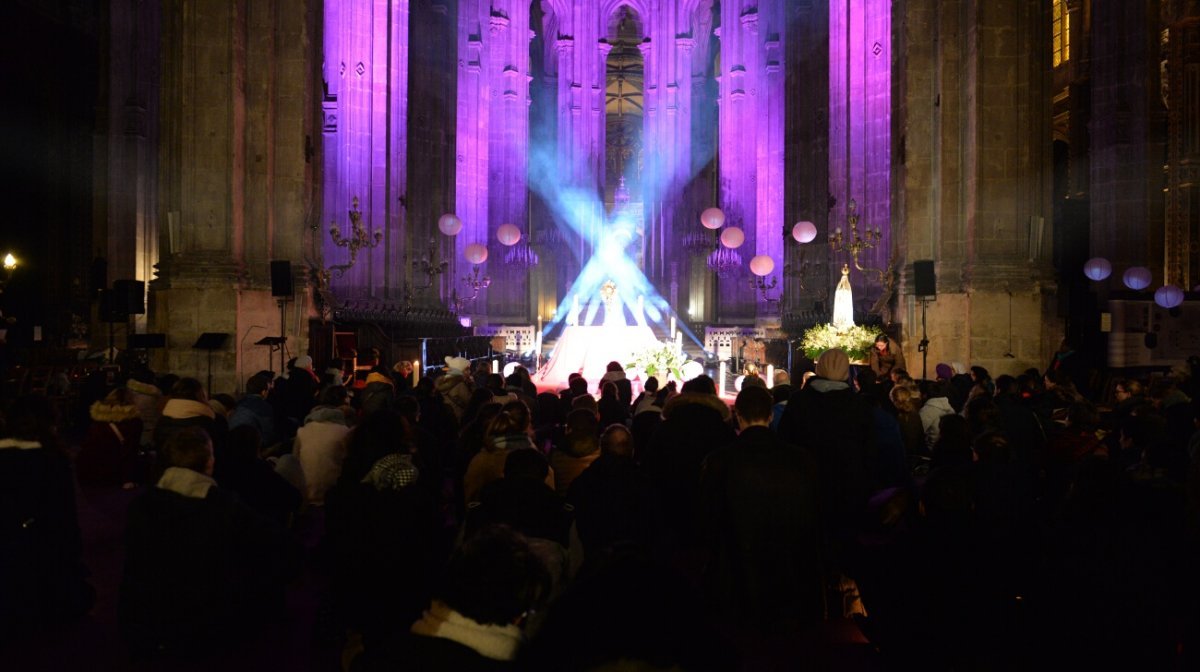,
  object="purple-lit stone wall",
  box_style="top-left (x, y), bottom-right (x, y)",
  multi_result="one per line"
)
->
top-left (829, 0), bottom-right (891, 302)
top-left (454, 0), bottom-right (534, 320)
top-left (717, 0), bottom-right (786, 319)
top-left (322, 0), bottom-right (410, 299)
